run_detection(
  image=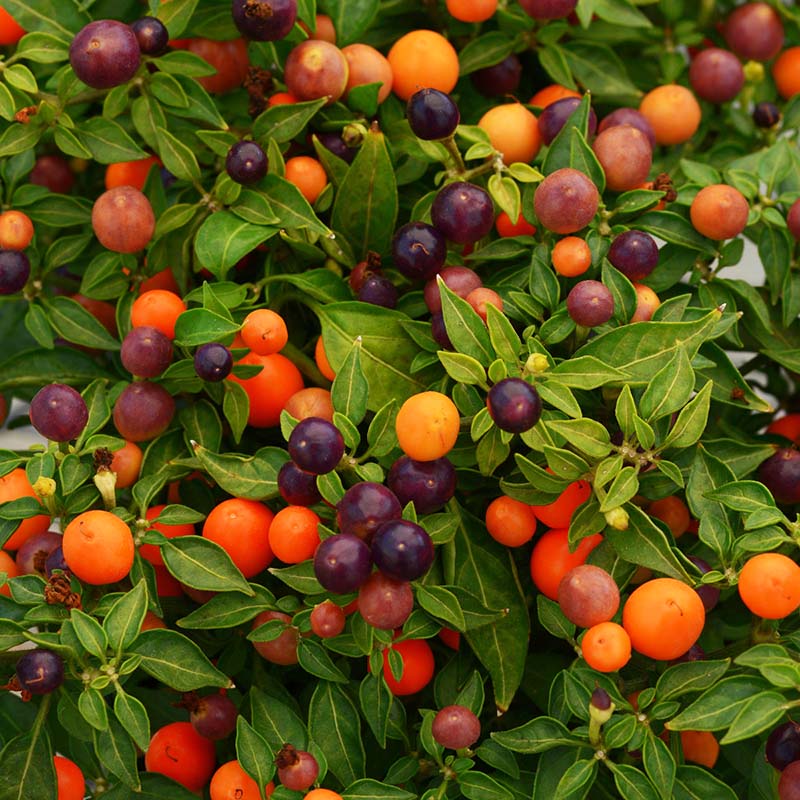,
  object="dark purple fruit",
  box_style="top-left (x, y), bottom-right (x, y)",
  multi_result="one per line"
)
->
top-left (15, 531), bottom-right (62, 577)
top-left (131, 17), bottom-right (169, 56)
top-left (0, 250), bottom-right (30, 295)
top-left (113, 381), bottom-right (175, 443)
top-left (471, 54), bottom-right (521, 97)
top-left (538, 97), bottom-right (597, 146)
top-left (519, 0), bottom-right (578, 19)
top-left (431, 182), bottom-right (494, 245)
top-left (392, 222), bottom-right (447, 281)
top-left (432, 705), bottom-right (481, 749)
top-left (313, 533), bottom-right (372, 594)
top-left (566, 280), bottom-right (615, 328)
top-left (779, 760), bottom-right (800, 800)
top-left (226, 141), bottom-right (268, 185)
top-left (278, 461), bottom-right (322, 506)
top-left (29, 384), bottom-right (88, 442)
top-left (598, 107), bottom-right (657, 149)
top-left (689, 47), bottom-right (745, 104)
top-left (753, 101), bottom-right (781, 128)
top-left (687, 555), bottom-right (720, 612)
top-left (232, 0), bottom-right (298, 41)
top-left (371, 519), bottom-right (434, 581)
top-left (69, 20), bottom-right (141, 90)
top-left (608, 230), bottom-right (659, 281)
top-left (431, 313), bottom-right (453, 350)
top-left (336, 482), bottom-right (402, 542)
top-left (190, 693), bottom-right (238, 740)
top-left (767, 722), bottom-right (800, 770)
top-left (358, 275), bottom-right (398, 308)
top-left (387, 456), bottom-right (456, 514)
top-left (288, 417), bottom-right (345, 475)
top-left (194, 343), bottom-right (233, 382)
top-left (486, 378), bottom-right (542, 434)
top-left (316, 132), bottom-right (356, 164)
top-left (276, 744), bottom-right (319, 792)
top-left (121, 326), bottom-right (173, 378)
top-left (406, 88), bottom-right (460, 140)
top-left (759, 447), bottom-right (800, 505)
top-left (16, 649), bottom-right (64, 695)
